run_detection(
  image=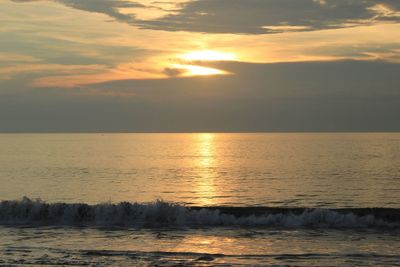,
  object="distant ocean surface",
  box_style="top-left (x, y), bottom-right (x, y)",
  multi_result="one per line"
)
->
top-left (1, 133), bottom-right (400, 266)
